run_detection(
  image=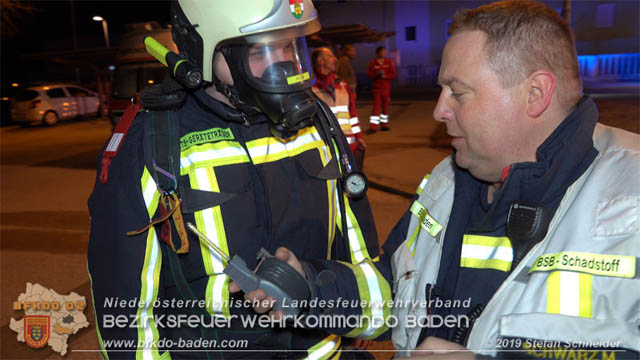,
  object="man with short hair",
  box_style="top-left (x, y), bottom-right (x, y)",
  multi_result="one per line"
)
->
top-left (251, 1), bottom-right (639, 359)
top-left (387, 1), bottom-right (640, 358)
top-left (312, 47), bottom-right (365, 162)
top-left (366, 46), bottom-right (396, 133)
top-left (337, 44), bottom-right (357, 92)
